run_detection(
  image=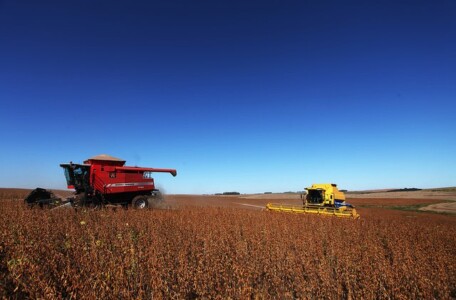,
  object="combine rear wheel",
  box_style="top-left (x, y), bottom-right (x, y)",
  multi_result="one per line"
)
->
top-left (132, 195), bottom-right (149, 209)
